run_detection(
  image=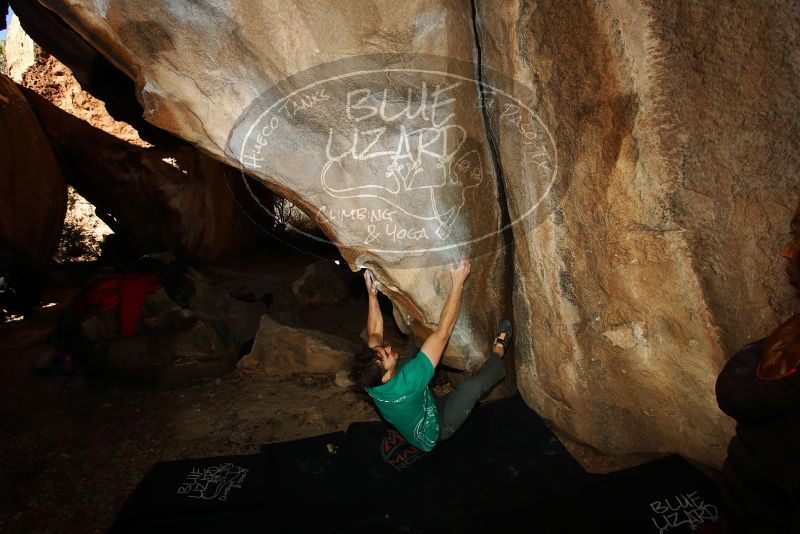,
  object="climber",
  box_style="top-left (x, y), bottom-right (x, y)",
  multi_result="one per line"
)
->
top-left (351, 259), bottom-right (511, 451)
